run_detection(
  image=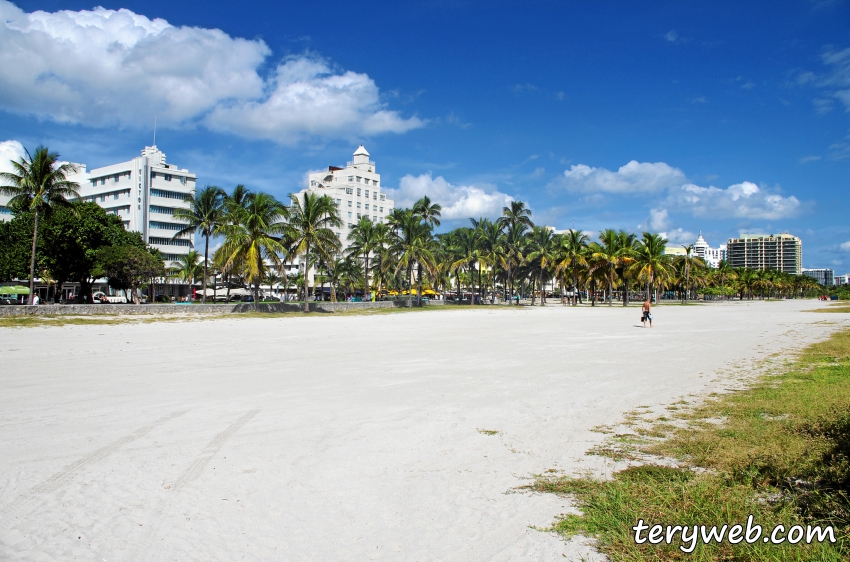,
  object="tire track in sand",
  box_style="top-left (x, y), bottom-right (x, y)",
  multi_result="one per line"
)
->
top-left (171, 409), bottom-right (260, 491)
top-left (1, 410), bottom-right (188, 526)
